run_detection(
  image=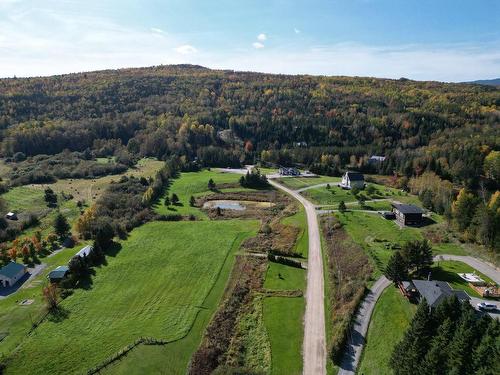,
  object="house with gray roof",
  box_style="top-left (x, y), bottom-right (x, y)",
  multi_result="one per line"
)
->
top-left (0, 262), bottom-right (27, 288)
top-left (407, 279), bottom-right (470, 308)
